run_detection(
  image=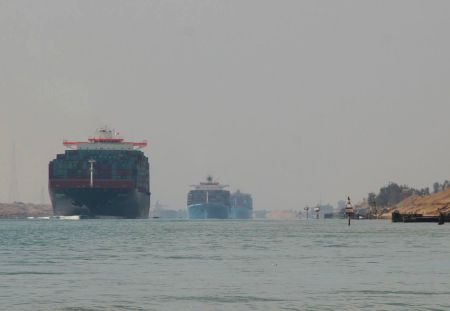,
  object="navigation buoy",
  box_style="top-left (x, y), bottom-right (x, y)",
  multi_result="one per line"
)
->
top-left (345, 196), bottom-right (354, 226)
top-left (314, 206), bottom-right (320, 219)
